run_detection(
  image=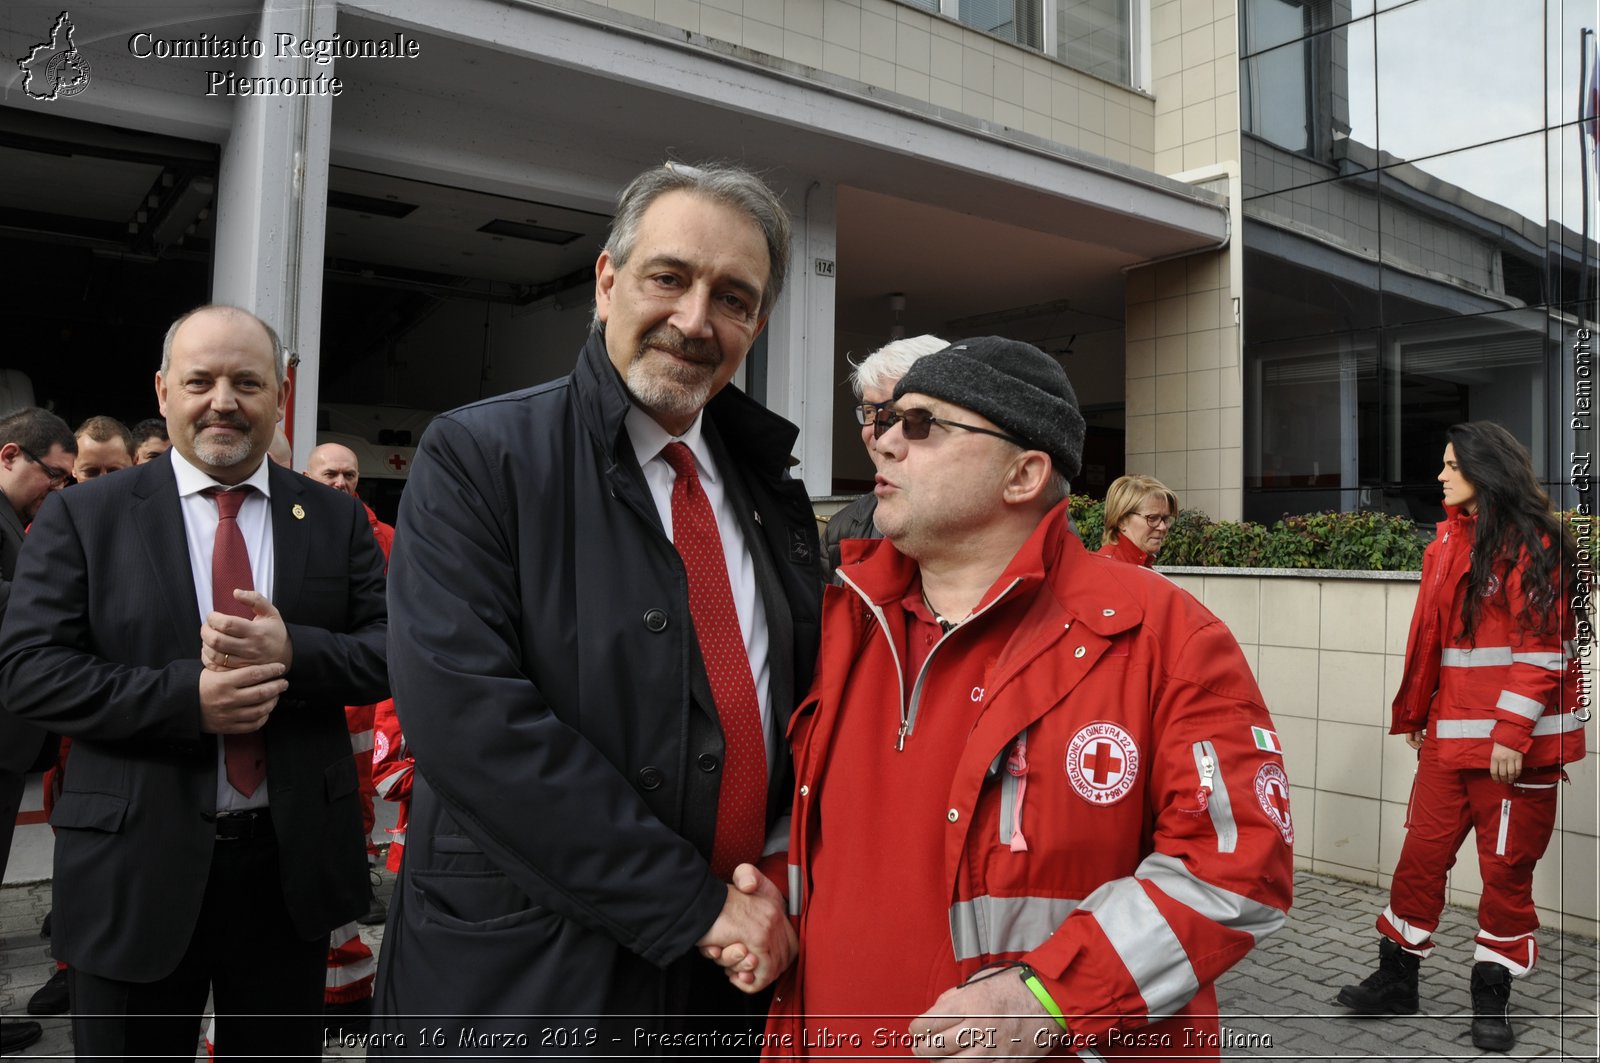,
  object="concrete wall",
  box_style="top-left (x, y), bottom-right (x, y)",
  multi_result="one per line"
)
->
top-left (566, 0), bottom-right (1159, 168)
top-left (1166, 569), bottom-right (1600, 940)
